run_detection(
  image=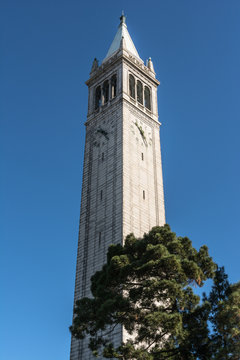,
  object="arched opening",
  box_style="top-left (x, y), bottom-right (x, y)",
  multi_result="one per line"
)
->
top-left (102, 80), bottom-right (109, 105)
top-left (111, 75), bottom-right (117, 98)
top-left (137, 80), bottom-right (143, 104)
top-left (95, 86), bottom-right (101, 110)
top-left (144, 86), bottom-right (151, 110)
top-left (129, 74), bottom-right (135, 99)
